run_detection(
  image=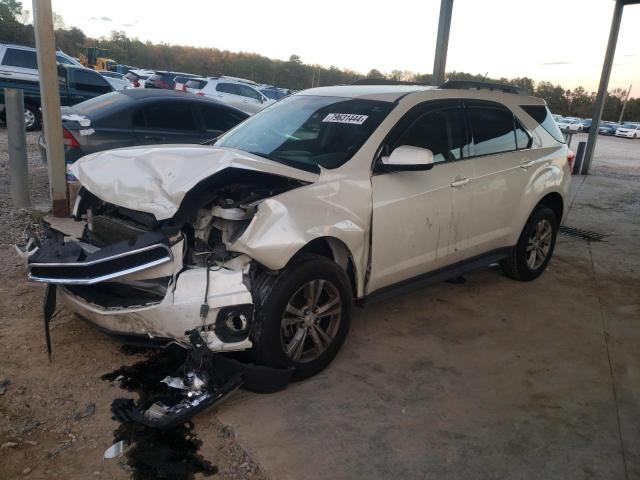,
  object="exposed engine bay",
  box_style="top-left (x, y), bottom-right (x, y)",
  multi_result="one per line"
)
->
top-left (75, 168), bottom-right (309, 269)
